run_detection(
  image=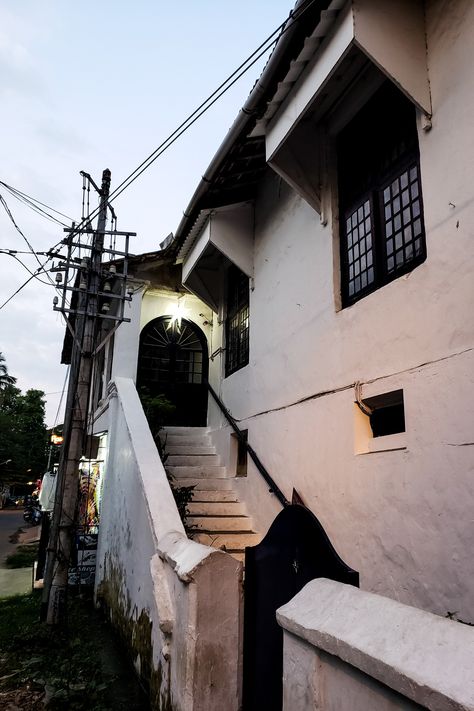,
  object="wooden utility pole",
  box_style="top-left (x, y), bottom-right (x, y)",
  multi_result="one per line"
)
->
top-left (43, 170), bottom-right (111, 625)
